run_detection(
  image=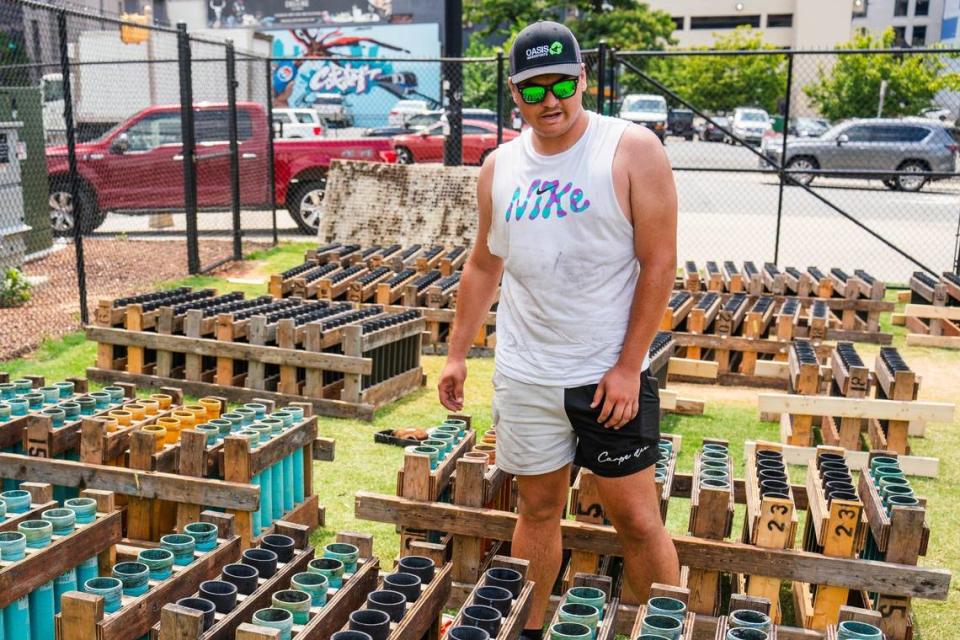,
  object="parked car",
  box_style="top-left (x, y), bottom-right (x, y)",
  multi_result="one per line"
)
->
top-left (388, 99), bottom-right (430, 127)
top-left (618, 94), bottom-right (668, 142)
top-left (392, 119), bottom-right (519, 165)
top-left (668, 108), bottom-right (695, 140)
top-left (699, 116), bottom-right (730, 142)
top-left (45, 102), bottom-right (397, 235)
top-left (760, 118), bottom-right (958, 192)
top-left (731, 107), bottom-right (772, 145)
top-left (308, 94), bottom-right (353, 128)
top-left (365, 108), bottom-right (500, 137)
top-left (788, 117), bottom-right (830, 138)
top-left (272, 108), bottom-right (325, 139)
